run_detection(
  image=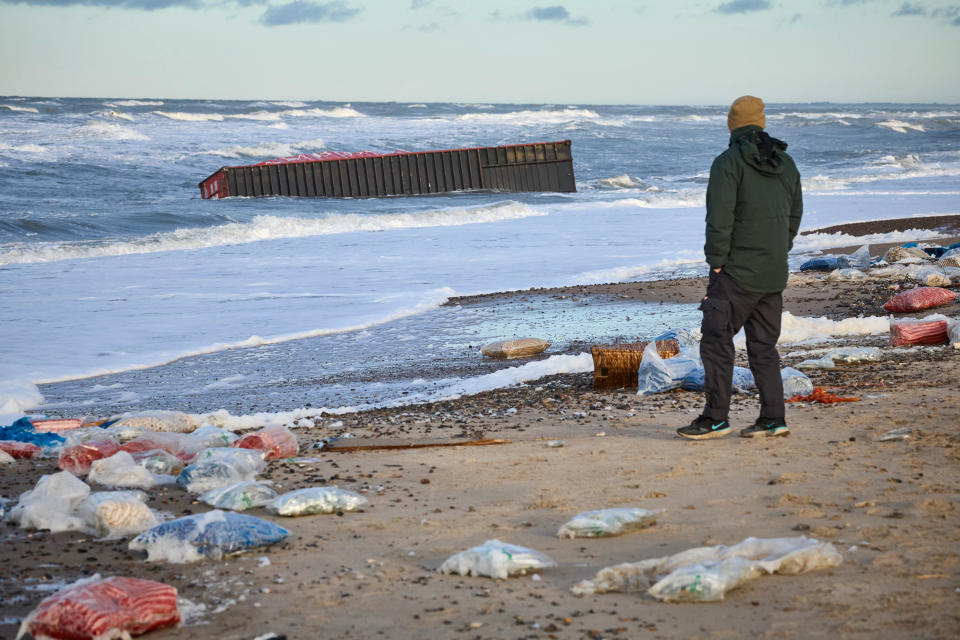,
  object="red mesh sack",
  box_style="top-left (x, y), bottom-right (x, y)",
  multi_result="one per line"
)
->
top-left (120, 433), bottom-right (185, 458)
top-left (18, 575), bottom-right (181, 640)
top-left (236, 426), bottom-right (299, 460)
top-left (0, 440), bottom-right (42, 459)
top-left (890, 318), bottom-right (949, 347)
top-left (883, 286), bottom-right (957, 312)
top-left (58, 438), bottom-right (121, 475)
